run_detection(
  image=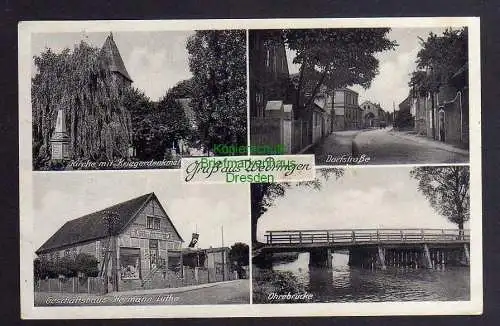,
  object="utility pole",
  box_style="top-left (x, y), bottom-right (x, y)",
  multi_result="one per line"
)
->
top-left (221, 225), bottom-right (225, 281)
top-left (102, 210), bottom-right (119, 293)
top-left (392, 101), bottom-right (395, 127)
